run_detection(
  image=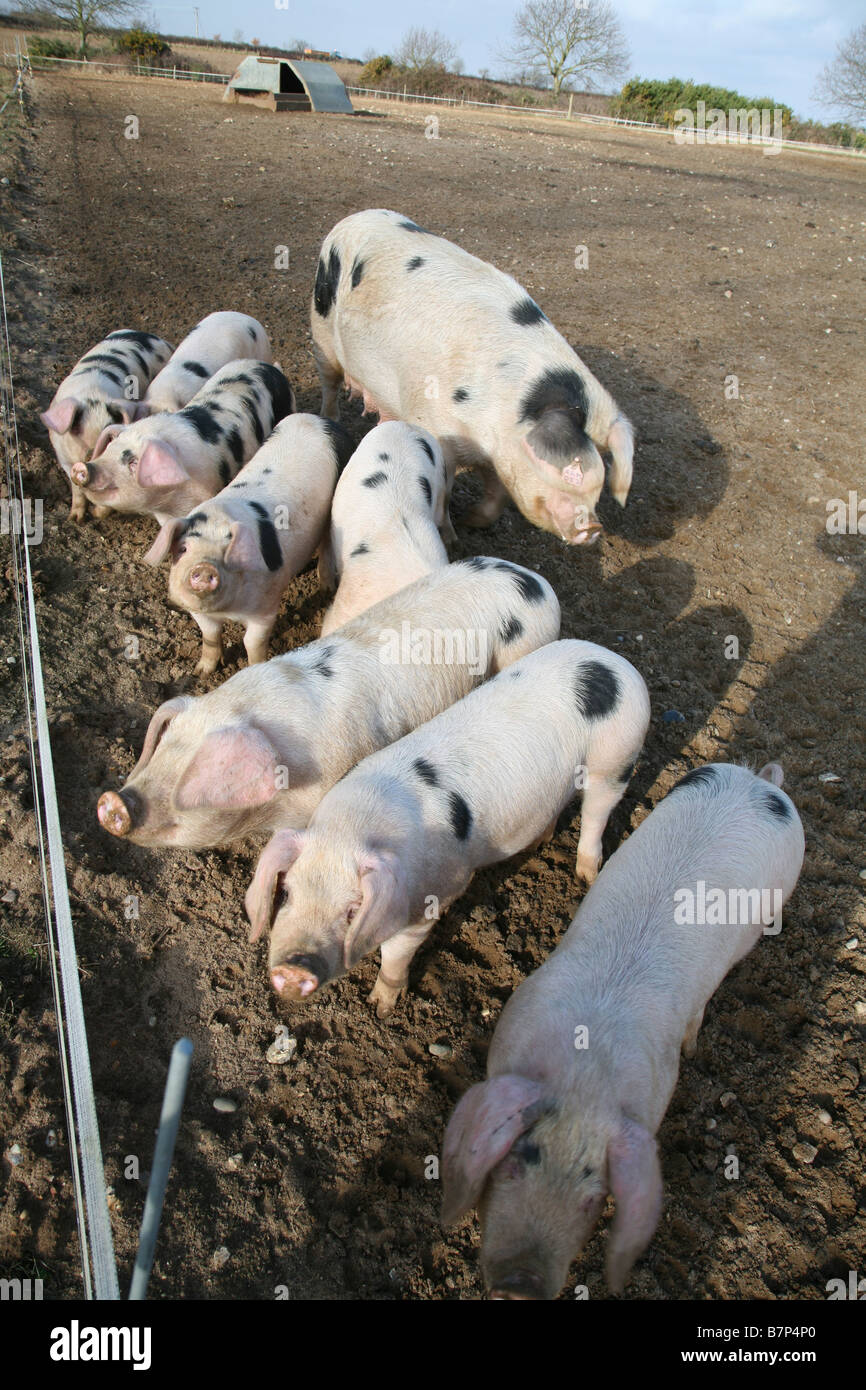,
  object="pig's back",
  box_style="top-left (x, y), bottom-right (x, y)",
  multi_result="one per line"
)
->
top-left (325, 211), bottom-right (579, 433)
